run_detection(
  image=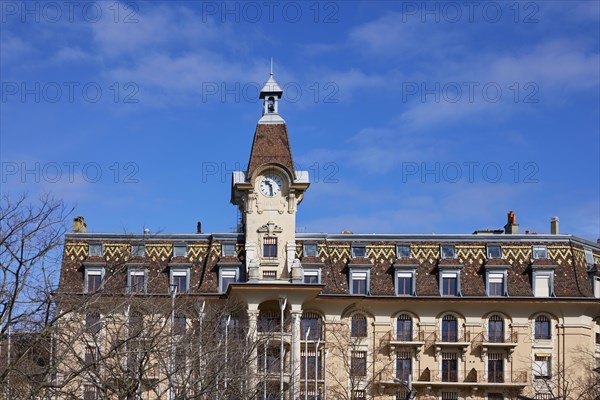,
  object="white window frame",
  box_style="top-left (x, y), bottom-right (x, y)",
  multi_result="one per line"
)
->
top-left (303, 268), bottom-right (321, 284)
top-left (486, 270), bottom-right (508, 296)
top-left (127, 269), bottom-right (147, 294)
top-left (593, 276), bottom-right (600, 299)
top-left (486, 244), bottom-right (502, 259)
top-left (349, 268), bottom-right (370, 295)
top-left (396, 244), bottom-right (411, 259)
top-left (532, 245), bottom-right (548, 259)
top-left (395, 270), bottom-right (416, 296)
top-left (88, 243), bottom-right (103, 257)
top-left (303, 243), bottom-right (318, 257)
top-left (351, 245), bottom-right (367, 259)
top-left (219, 268), bottom-right (238, 293)
top-left (221, 243), bottom-right (236, 257)
top-left (533, 355), bottom-right (551, 379)
top-left (439, 270), bottom-right (461, 296)
top-left (532, 270), bottom-right (554, 297)
top-left (173, 244), bottom-right (188, 258)
top-left (84, 267), bottom-right (105, 293)
top-left (440, 244), bottom-right (456, 259)
top-left (170, 268), bottom-right (190, 294)
top-left (131, 244), bottom-right (145, 257)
